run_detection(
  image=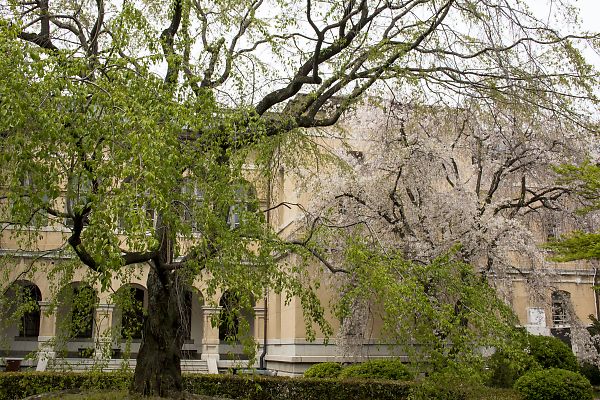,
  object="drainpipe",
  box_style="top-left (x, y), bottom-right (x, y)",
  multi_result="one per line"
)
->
top-left (259, 292), bottom-right (268, 370)
top-left (259, 174), bottom-right (273, 370)
top-left (594, 266), bottom-right (599, 320)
